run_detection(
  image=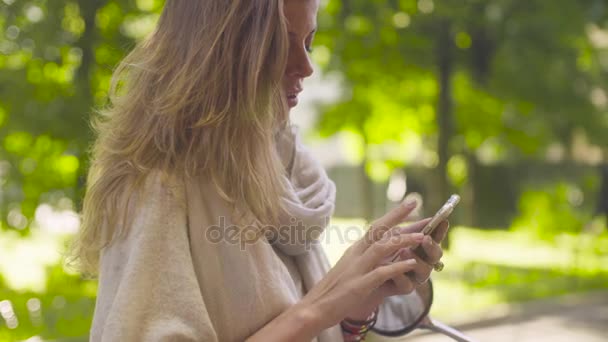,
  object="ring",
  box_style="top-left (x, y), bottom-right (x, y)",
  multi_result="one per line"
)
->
top-left (433, 261), bottom-right (444, 272)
